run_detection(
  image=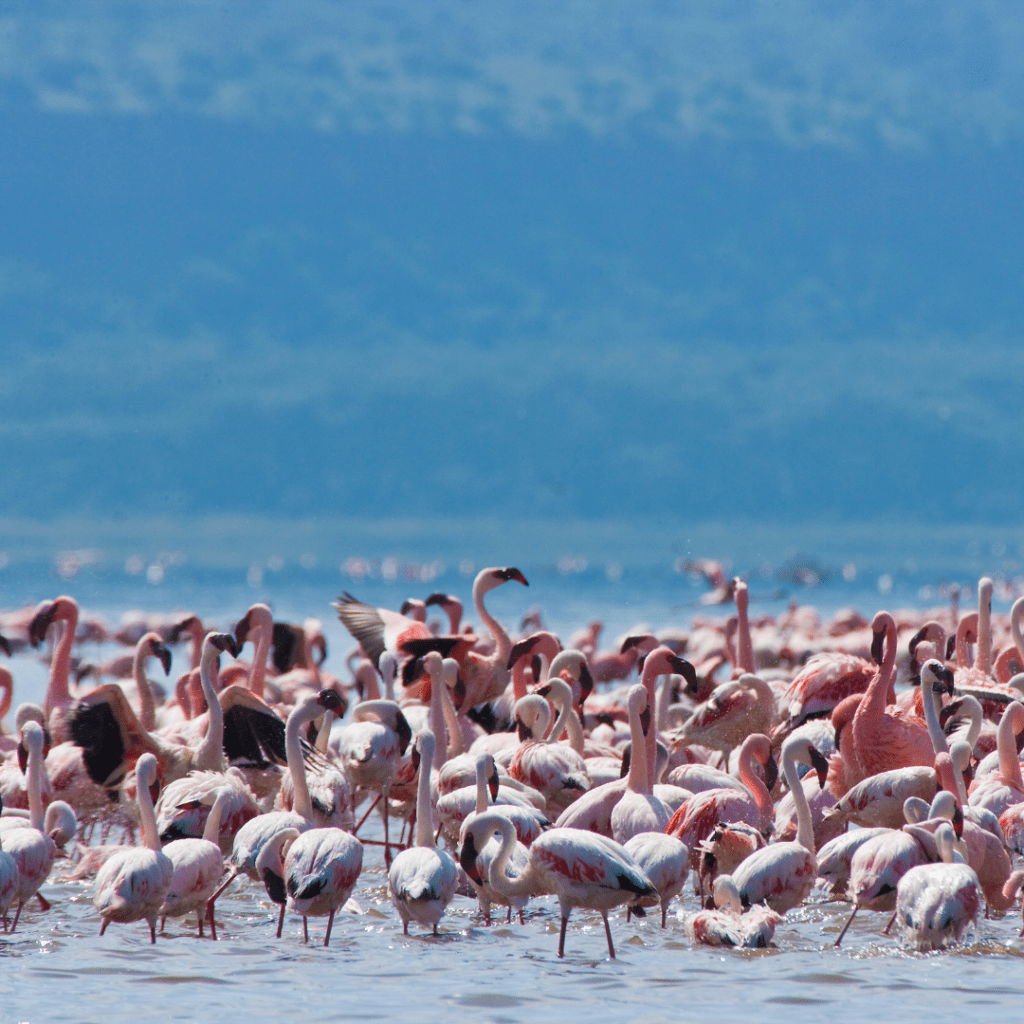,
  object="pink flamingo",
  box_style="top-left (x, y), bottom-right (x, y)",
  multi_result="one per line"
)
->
top-left (460, 807), bottom-right (533, 925)
top-left (729, 735), bottom-right (827, 914)
top-left (203, 689), bottom-right (344, 910)
top-left (968, 700), bottom-right (1024, 816)
top-left (459, 810), bottom-right (656, 958)
top-left (843, 611), bottom-right (934, 791)
top-left (665, 733), bottom-right (777, 869)
top-left (28, 596), bottom-right (81, 742)
top-left (260, 824), bottom-right (363, 946)
top-left (388, 729), bottom-right (458, 935)
top-left (684, 874), bottom-right (782, 948)
top-left (623, 831), bottom-right (689, 927)
top-left (610, 683), bottom-right (670, 843)
top-left (93, 752), bottom-right (174, 943)
top-left (676, 673), bottom-right (776, 756)
top-left (452, 567), bottom-right (530, 710)
top-left (890, 821), bottom-right (980, 950)
top-left (159, 786), bottom-right (234, 938)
